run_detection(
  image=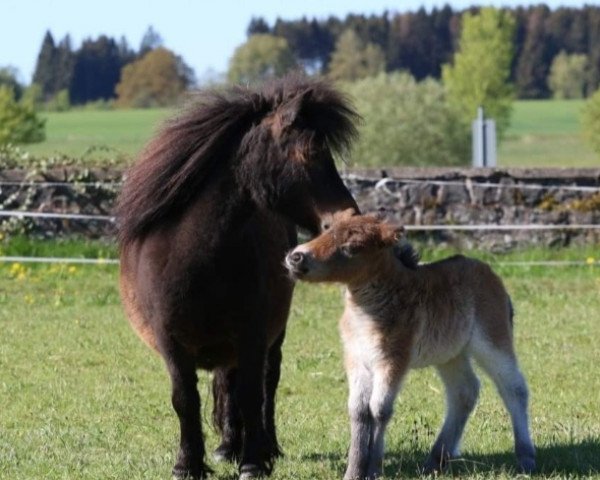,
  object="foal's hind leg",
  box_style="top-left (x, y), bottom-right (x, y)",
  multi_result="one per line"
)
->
top-left (424, 354), bottom-right (480, 473)
top-left (160, 340), bottom-right (209, 479)
top-left (213, 367), bottom-right (242, 462)
top-left (473, 345), bottom-right (536, 473)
